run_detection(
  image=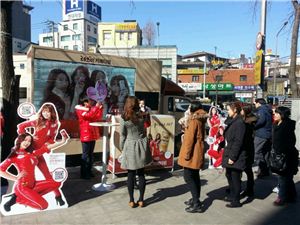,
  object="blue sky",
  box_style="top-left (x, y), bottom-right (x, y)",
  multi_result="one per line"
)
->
top-left (28, 0), bottom-right (294, 59)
